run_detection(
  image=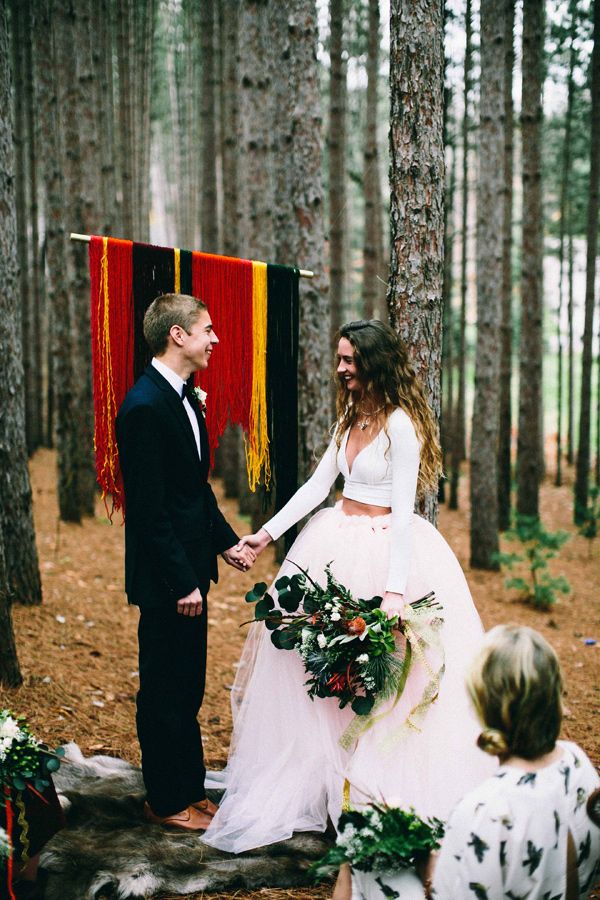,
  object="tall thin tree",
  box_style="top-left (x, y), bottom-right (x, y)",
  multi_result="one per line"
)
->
top-left (328, 0), bottom-right (347, 345)
top-left (388, 0), bottom-right (445, 524)
top-left (362, 0), bottom-right (385, 320)
top-left (497, 0), bottom-right (515, 530)
top-left (200, 0), bottom-right (219, 252)
top-left (470, 0), bottom-right (505, 569)
top-left (449, 0), bottom-right (472, 509)
top-left (516, 0), bottom-right (545, 519)
top-left (574, 0), bottom-right (600, 522)
top-left (556, 0), bottom-right (578, 487)
top-left (0, 0), bottom-right (42, 607)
